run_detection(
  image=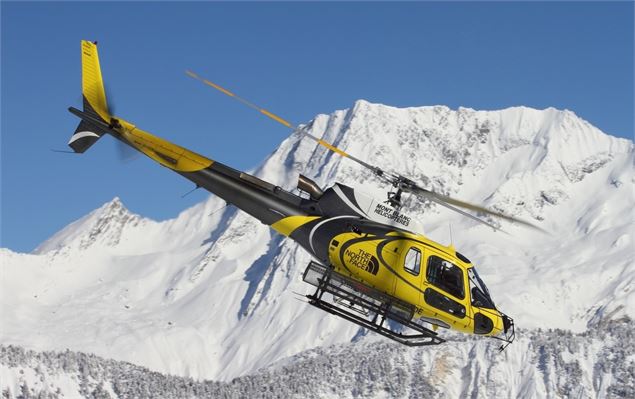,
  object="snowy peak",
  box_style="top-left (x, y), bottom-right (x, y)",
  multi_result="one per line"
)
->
top-left (34, 197), bottom-right (143, 254)
top-left (341, 101), bottom-right (626, 155)
top-left (280, 102), bottom-right (632, 226)
top-left (78, 197), bottom-right (142, 249)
